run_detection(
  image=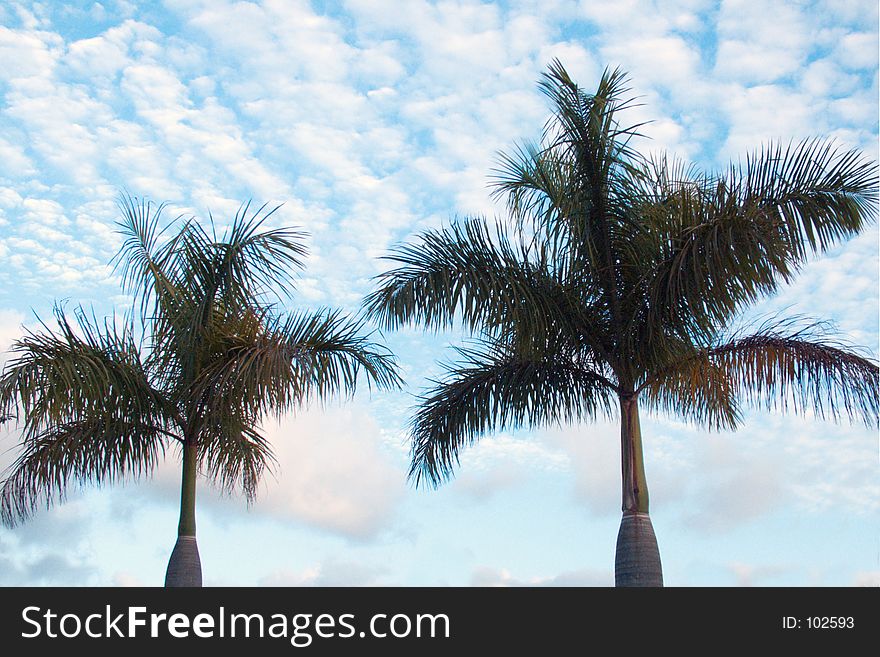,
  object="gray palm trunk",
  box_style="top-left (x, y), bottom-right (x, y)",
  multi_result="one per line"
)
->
top-left (615, 395), bottom-right (663, 586)
top-left (165, 442), bottom-right (202, 587)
